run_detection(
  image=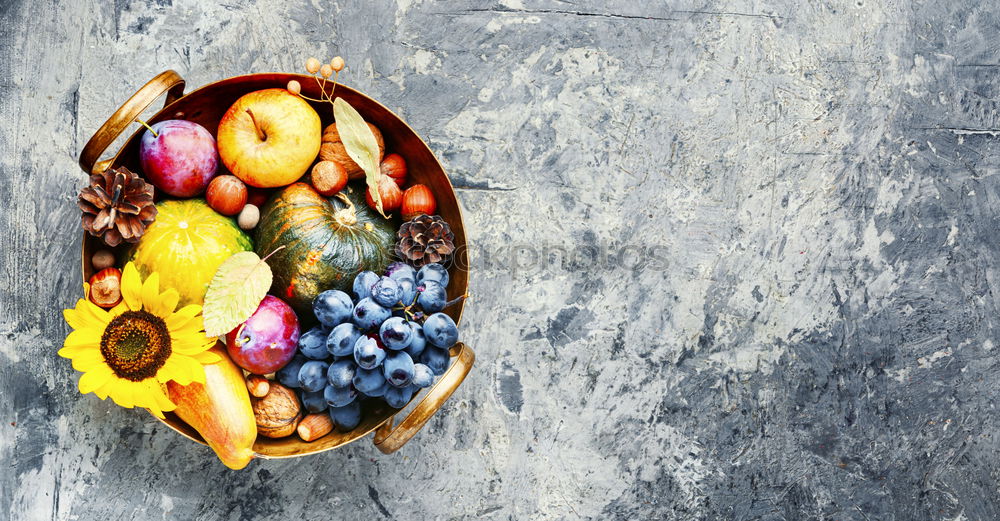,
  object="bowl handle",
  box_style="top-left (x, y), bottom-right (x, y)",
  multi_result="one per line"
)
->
top-left (372, 342), bottom-right (475, 453)
top-left (78, 70), bottom-right (186, 175)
